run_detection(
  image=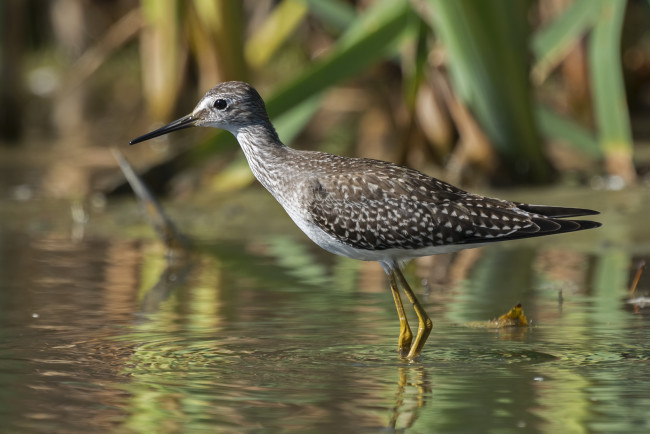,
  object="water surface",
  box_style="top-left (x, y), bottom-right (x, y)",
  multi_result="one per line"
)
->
top-left (0, 187), bottom-right (648, 433)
